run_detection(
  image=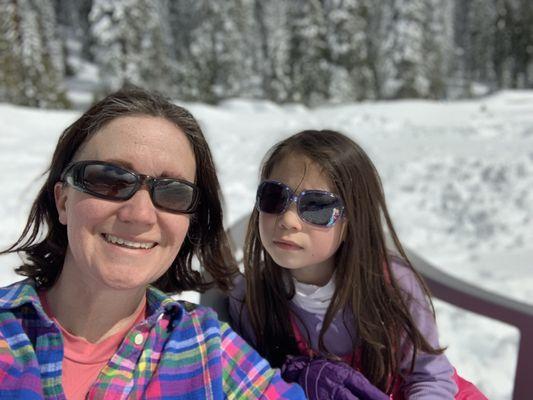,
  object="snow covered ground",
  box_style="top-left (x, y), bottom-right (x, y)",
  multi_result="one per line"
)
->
top-left (1, 91), bottom-right (532, 399)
